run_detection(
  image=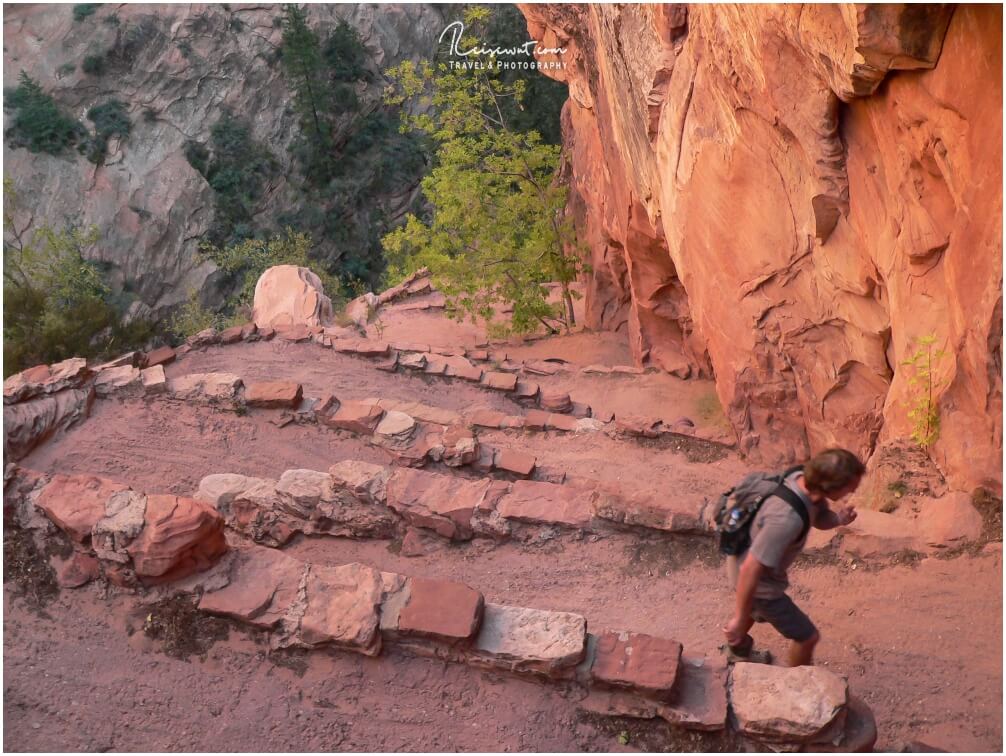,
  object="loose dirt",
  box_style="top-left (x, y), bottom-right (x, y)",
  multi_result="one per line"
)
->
top-left (5, 324), bottom-right (1003, 752)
